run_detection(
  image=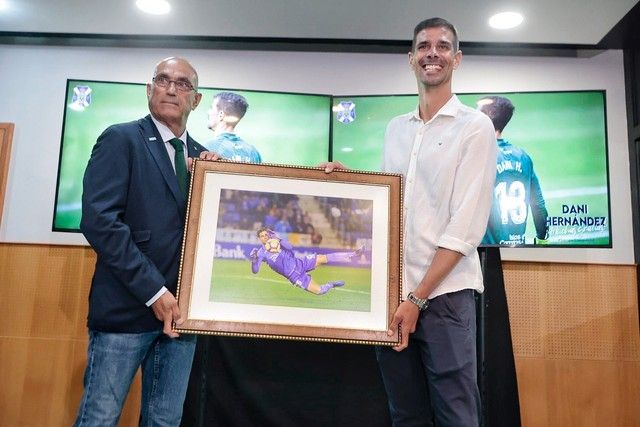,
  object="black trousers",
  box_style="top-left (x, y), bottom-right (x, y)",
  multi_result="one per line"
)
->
top-left (376, 289), bottom-right (481, 427)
